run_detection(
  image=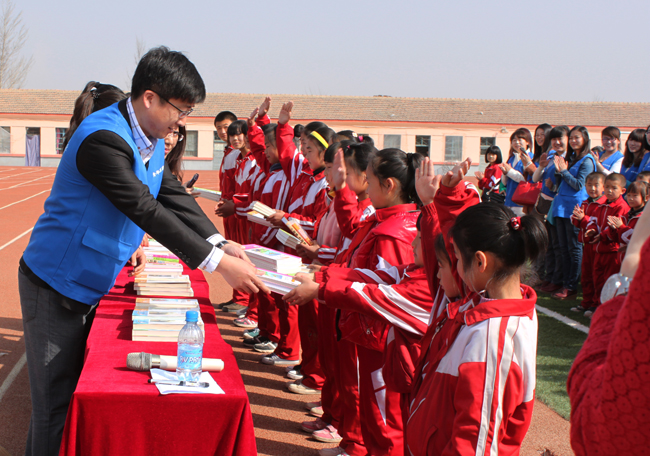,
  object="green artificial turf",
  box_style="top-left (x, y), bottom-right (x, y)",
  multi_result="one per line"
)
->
top-left (535, 310), bottom-right (588, 419)
top-left (535, 288), bottom-right (593, 328)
